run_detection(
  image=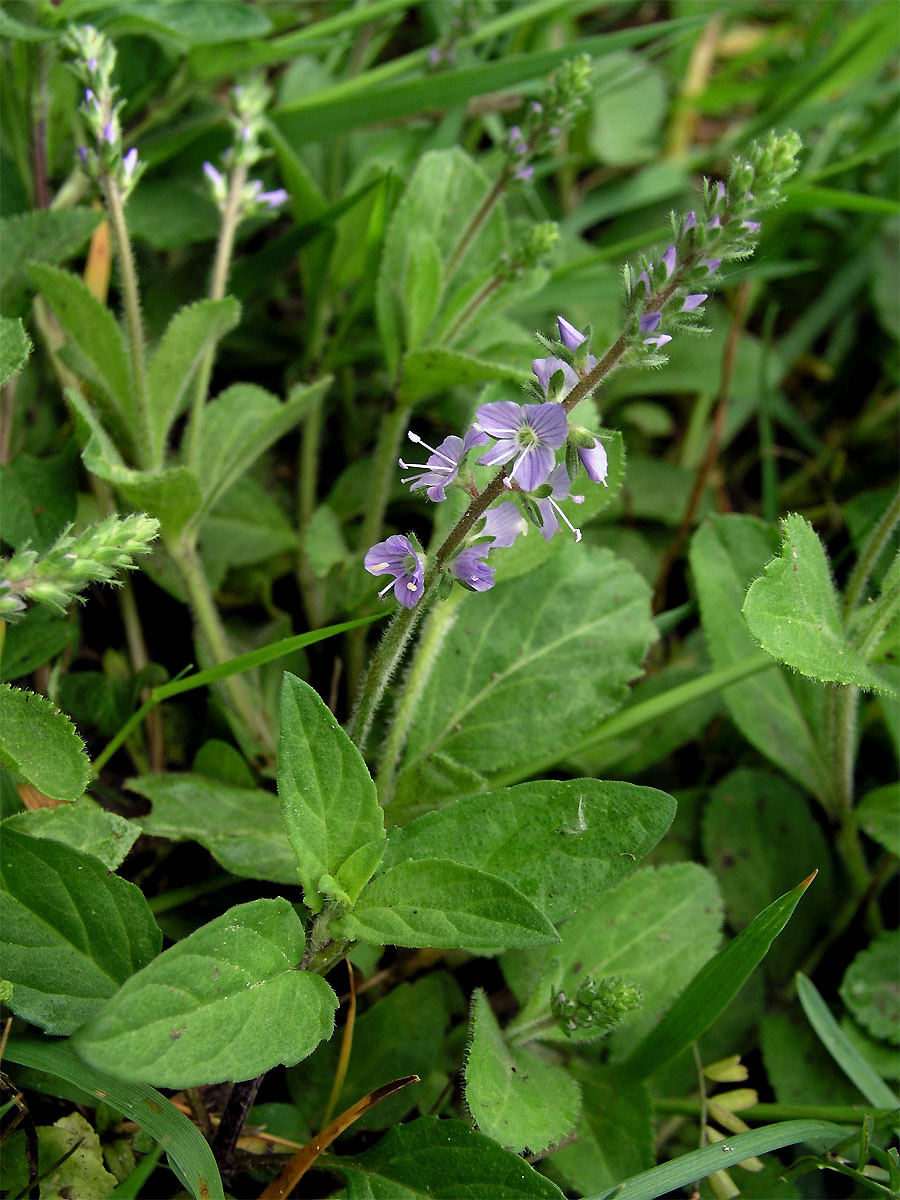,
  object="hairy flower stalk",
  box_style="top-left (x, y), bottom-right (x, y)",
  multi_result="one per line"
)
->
top-left (351, 132), bottom-right (802, 751)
